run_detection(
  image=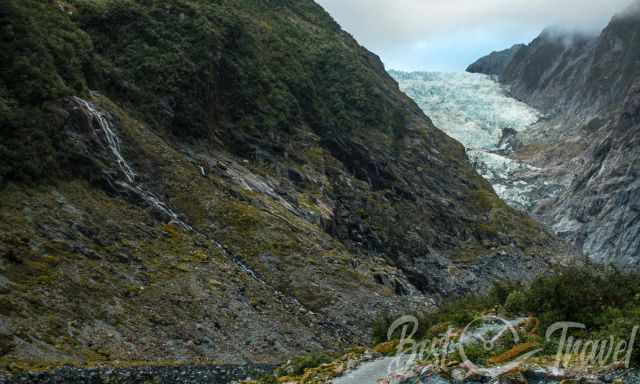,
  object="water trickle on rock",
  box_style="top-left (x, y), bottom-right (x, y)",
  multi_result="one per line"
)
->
top-left (71, 97), bottom-right (306, 311)
top-left (72, 96), bottom-right (192, 230)
top-left (72, 97), bottom-right (137, 183)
